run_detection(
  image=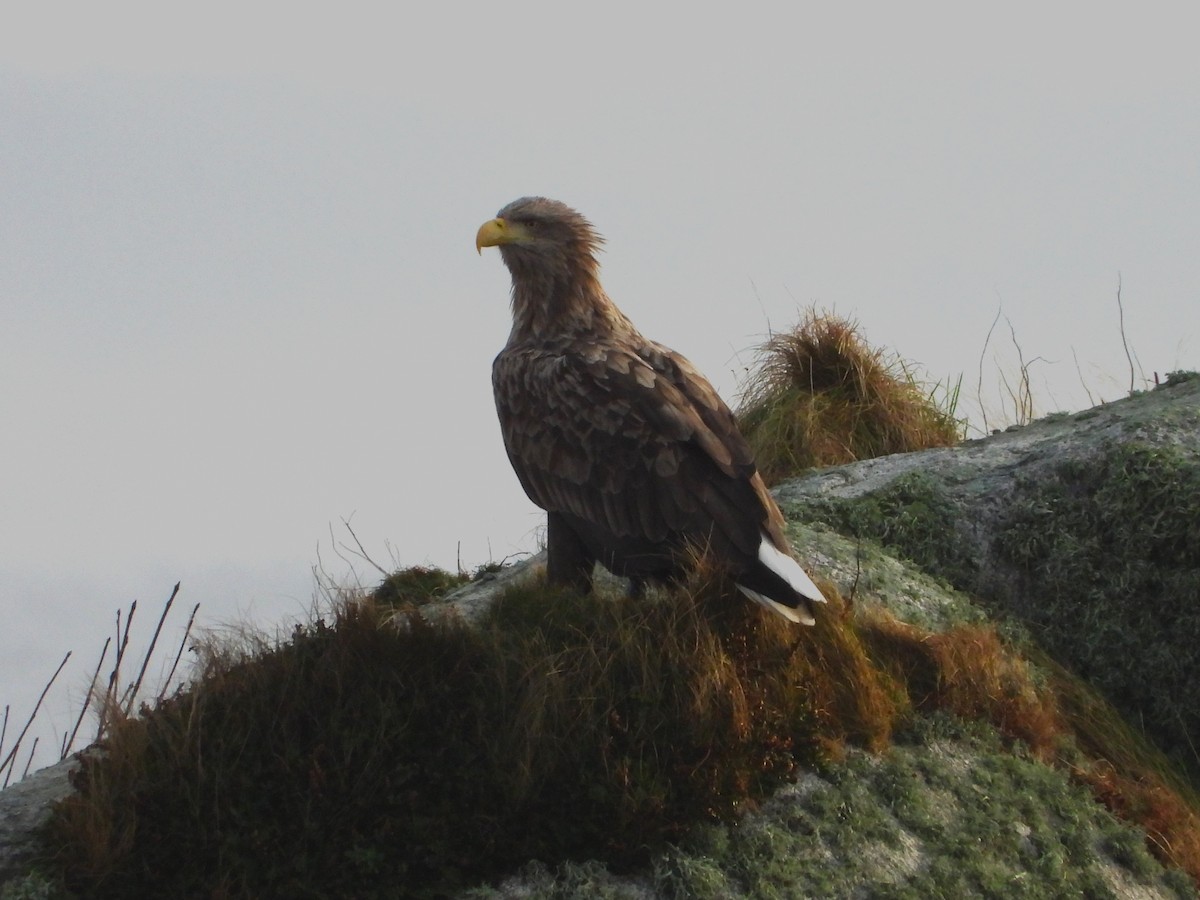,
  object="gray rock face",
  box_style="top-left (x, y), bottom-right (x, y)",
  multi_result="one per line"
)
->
top-left (776, 373), bottom-right (1200, 514)
top-left (0, 756), bottom-right (79, 887)
top-left (430, 551), bottom-right (548, 623)
top-left (776, 373), bottom-right (1200, 770)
